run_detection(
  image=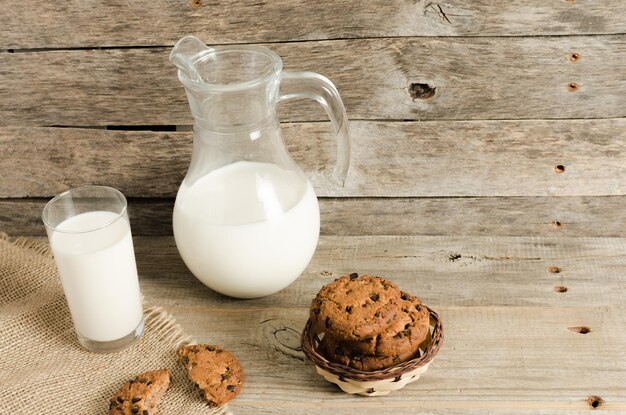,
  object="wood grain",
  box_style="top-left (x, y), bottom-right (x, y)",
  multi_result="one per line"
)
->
top-left (170, 306), bottom-right (626, 414)
top-left (1, 0), bottom-right (625, 49)
top-left (2, 119), bottom-right (625, 198)
top-left (4, 196), bottom-right (626, 238)
top-left (130, 235), bottom-right (624, 413)
top-left (1, 36), bottom-right (624, 125)
top-left (129, 235), bottom-right (626, 309)
top-left (16, 235), bottom-right (626, 411)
